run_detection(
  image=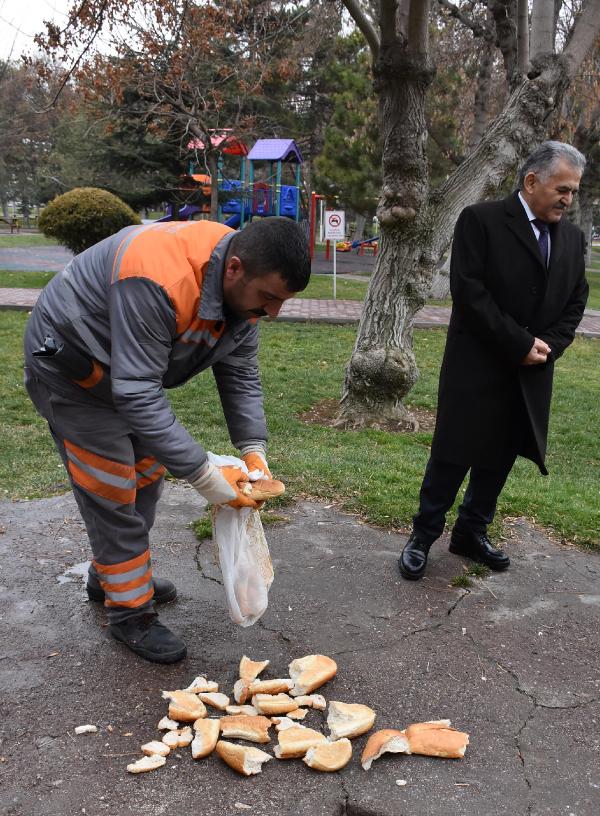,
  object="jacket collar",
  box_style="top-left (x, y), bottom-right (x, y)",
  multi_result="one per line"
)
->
top-left (504, 191), bottom-right (563, 273)
top-left (198, 231), bottom-right (239, 323)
